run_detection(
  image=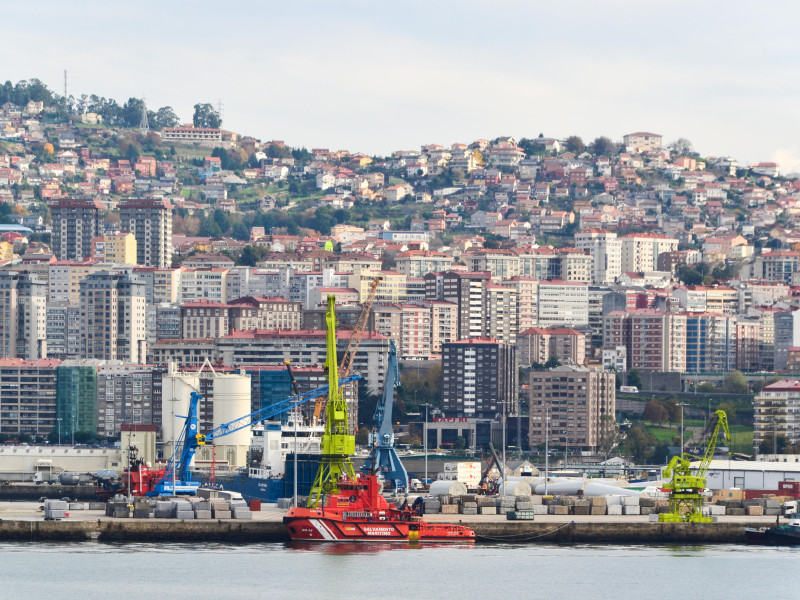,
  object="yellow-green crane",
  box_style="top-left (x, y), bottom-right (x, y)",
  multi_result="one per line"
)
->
top-left (307, 296), bottom-right (356, 506)
top-left (659, 409), bottom-right (730, 523)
